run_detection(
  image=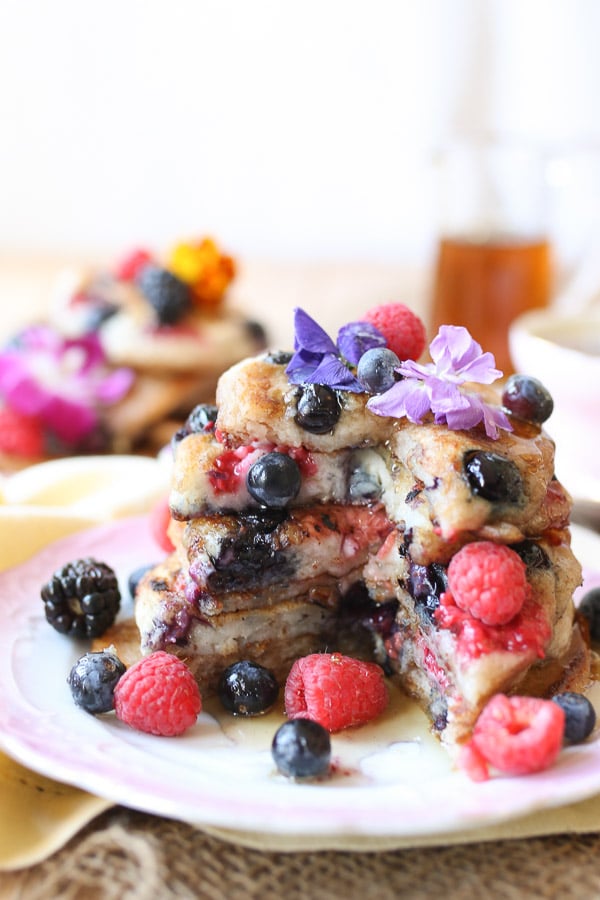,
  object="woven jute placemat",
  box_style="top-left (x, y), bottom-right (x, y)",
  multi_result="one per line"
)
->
top-left (1, 808), bottom-right (600, 900)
